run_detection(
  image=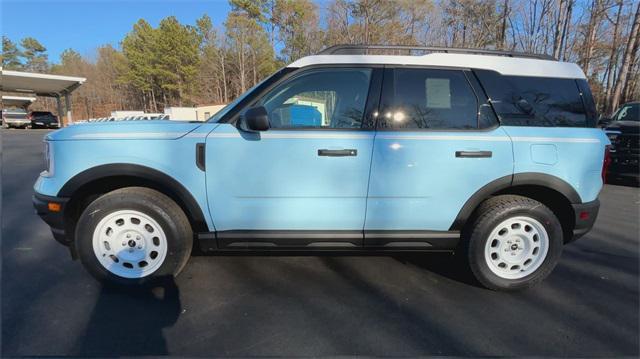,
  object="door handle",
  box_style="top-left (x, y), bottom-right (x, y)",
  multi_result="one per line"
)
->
top-left (455, 150), bottom-right (492, 158)
top-left (318, 149), bottom-right (358, 157)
